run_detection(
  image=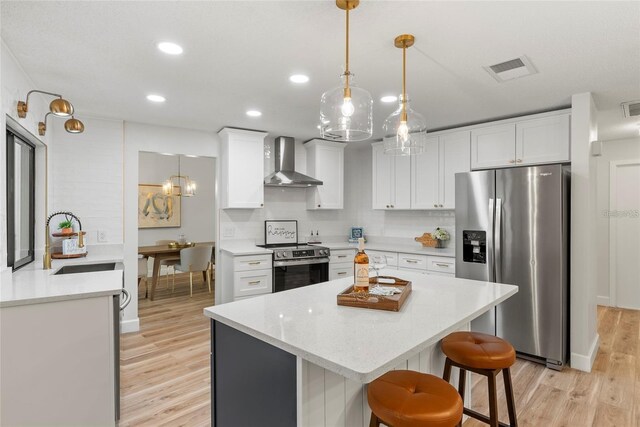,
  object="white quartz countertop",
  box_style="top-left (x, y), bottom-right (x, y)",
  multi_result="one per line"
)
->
top-left (0, 246), bottom-right (124, 308)
top-left (219, 241), bottom-right (273, 256)
top-left (204, 269), bottom-right (517, 383)
top-left (318, 241), bottom-right (455, 258)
